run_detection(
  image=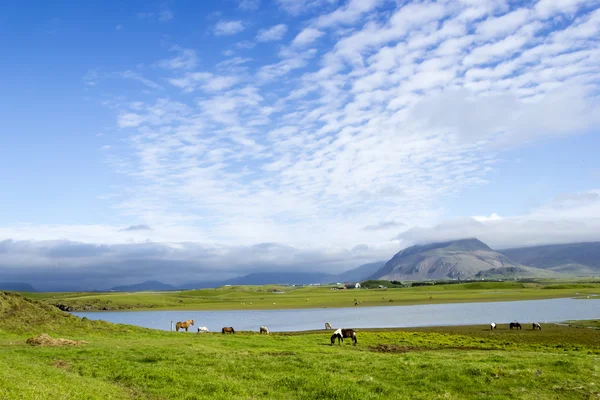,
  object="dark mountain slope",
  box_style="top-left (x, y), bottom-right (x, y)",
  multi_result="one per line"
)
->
top-left (500, 242), bottom-right (600, 276)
